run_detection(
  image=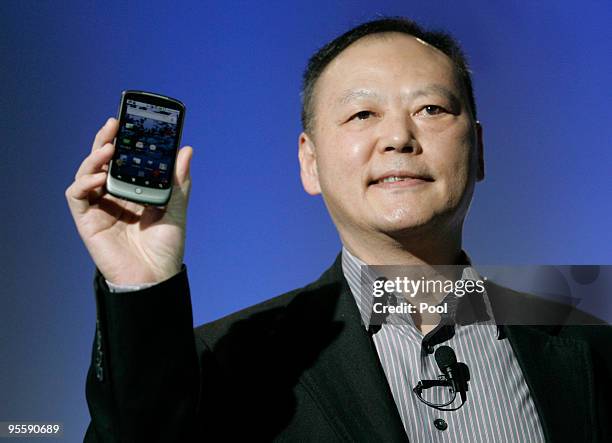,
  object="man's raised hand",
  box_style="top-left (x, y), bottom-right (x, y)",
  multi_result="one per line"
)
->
top-left (65, 117), bottom-right (194, 285)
